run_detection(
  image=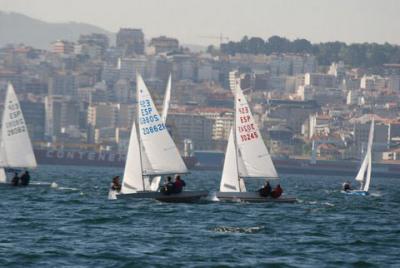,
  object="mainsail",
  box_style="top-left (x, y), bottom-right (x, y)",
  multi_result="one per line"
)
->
top-left (235, 85), bottom-right (278, 178)
top-left (121, 75), bottom-right (185, 194)
top-left (136, 74), bottom-right (187, 176)
top-left (1, 83), bottom-right (37, 168)
top-left (355, 118), bottom-right (374, 191)
top-left (0, 168), bottom-right (6, 183)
